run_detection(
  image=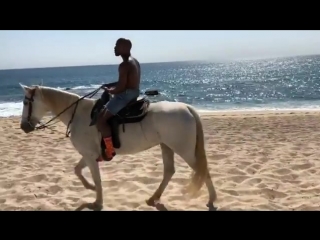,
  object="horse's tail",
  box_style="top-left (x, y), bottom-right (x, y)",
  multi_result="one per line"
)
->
top-left (186, 105), bottom-right (209, 196)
